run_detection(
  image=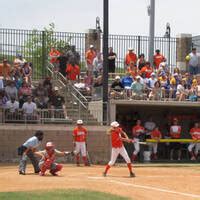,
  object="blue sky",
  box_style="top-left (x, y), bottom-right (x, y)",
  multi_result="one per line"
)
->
top-left (0, 0), bottom-right (199, 36)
